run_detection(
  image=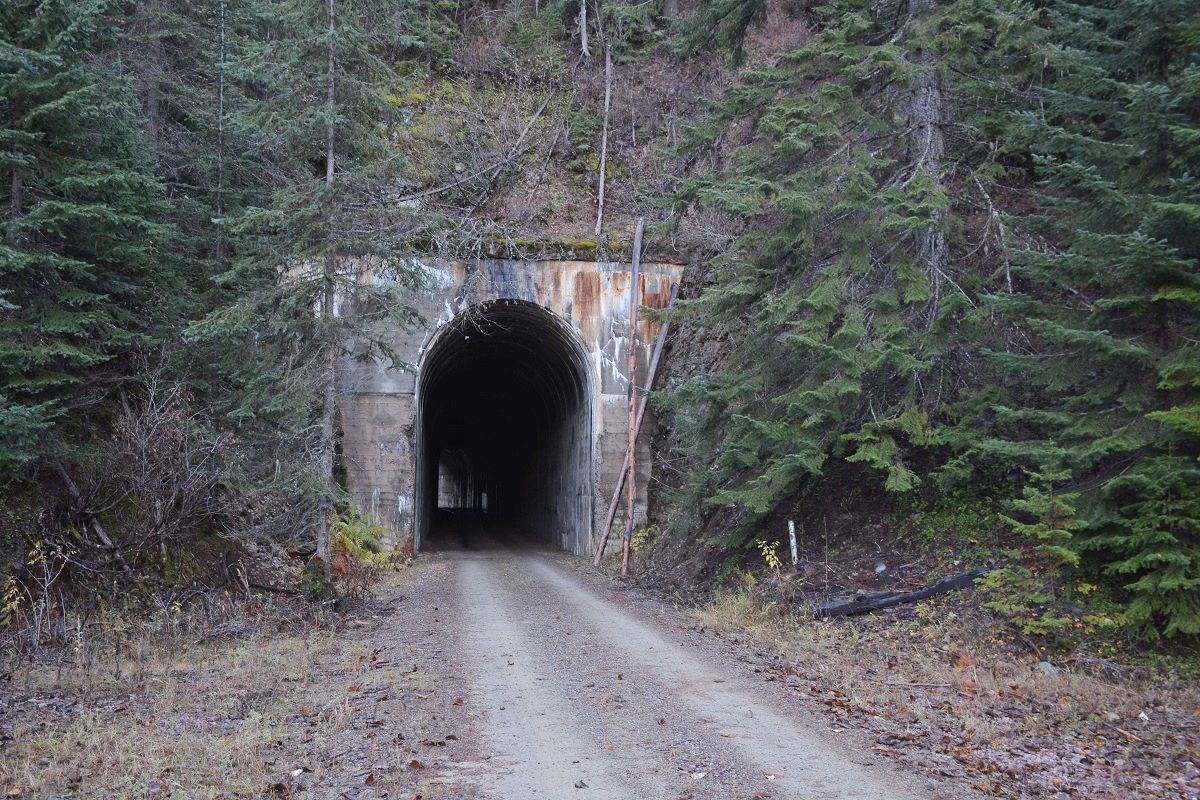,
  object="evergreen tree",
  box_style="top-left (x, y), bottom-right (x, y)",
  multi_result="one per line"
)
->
top-left (0, 0), bottom-right (182, 469)
top-left (188, 0), bottom-right (451, 579)
top-left (984, 0), bottom-right (1200, 636)
top-left (119, 0), bottom-right (272, 290)
top-left (662, 0), bottom-right (1015, 544)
